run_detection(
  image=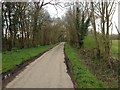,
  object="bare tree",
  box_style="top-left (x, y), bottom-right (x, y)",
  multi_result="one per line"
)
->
top-left (2, 1), bottom-right (63, 51)
top-left (91, 1), bottom-right (100, 58)
top-left (93, 1), bottom-right (116, 68)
